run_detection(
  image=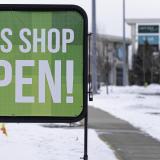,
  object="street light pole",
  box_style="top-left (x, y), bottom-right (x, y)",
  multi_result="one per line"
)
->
top-left (123, 0), bottom-right (128, 86)
top-left (92, 0), bottom-right (97, 93)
